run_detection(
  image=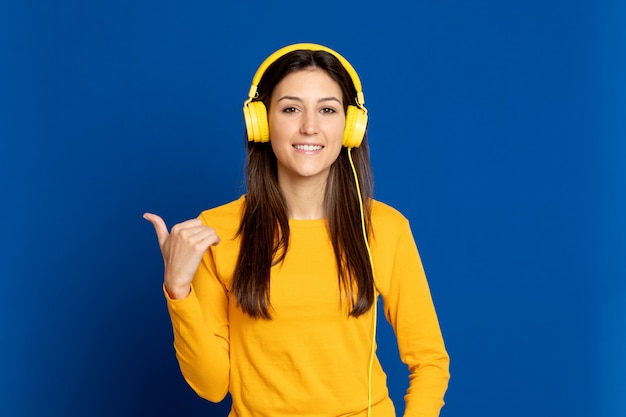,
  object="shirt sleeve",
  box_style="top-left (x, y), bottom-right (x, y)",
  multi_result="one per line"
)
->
top-left (380, 221), bottom-right (450, 417)
top-left (165, 242), bottom-right (231, 402)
